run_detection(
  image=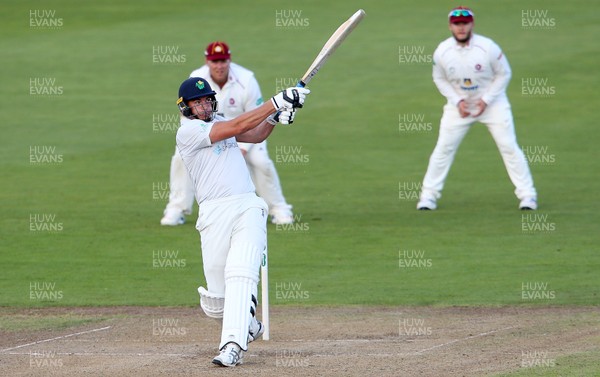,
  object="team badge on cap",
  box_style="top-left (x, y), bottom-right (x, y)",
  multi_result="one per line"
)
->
top-left (196, 80), bottom-right (205, 90)
top-left (204, 41), bottom-right (231, 61)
